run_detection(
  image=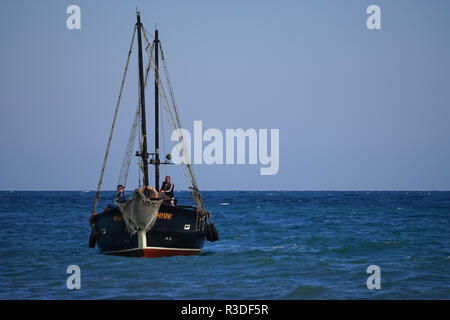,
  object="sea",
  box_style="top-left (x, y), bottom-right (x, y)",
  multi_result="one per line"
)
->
top-left (0, 191), bottom-right (448, 299)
